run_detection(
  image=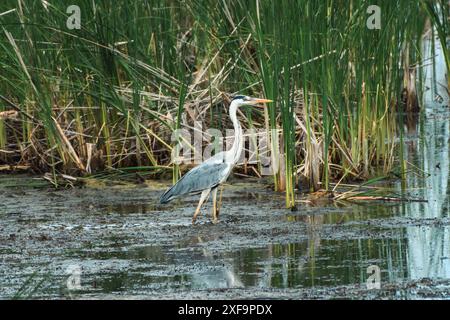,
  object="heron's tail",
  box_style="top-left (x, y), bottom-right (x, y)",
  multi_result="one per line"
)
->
top-left (159, 186), bottom-right (175, 204)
